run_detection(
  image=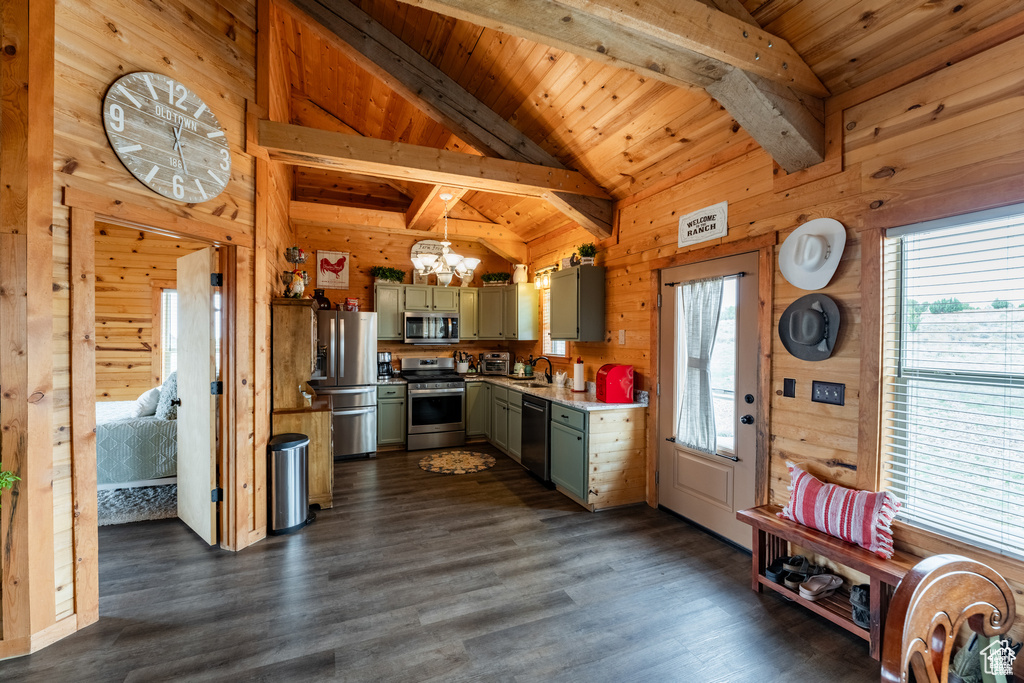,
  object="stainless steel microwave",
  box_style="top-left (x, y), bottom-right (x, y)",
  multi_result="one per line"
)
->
top-left (404, 311), bottom-right (459, 344)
